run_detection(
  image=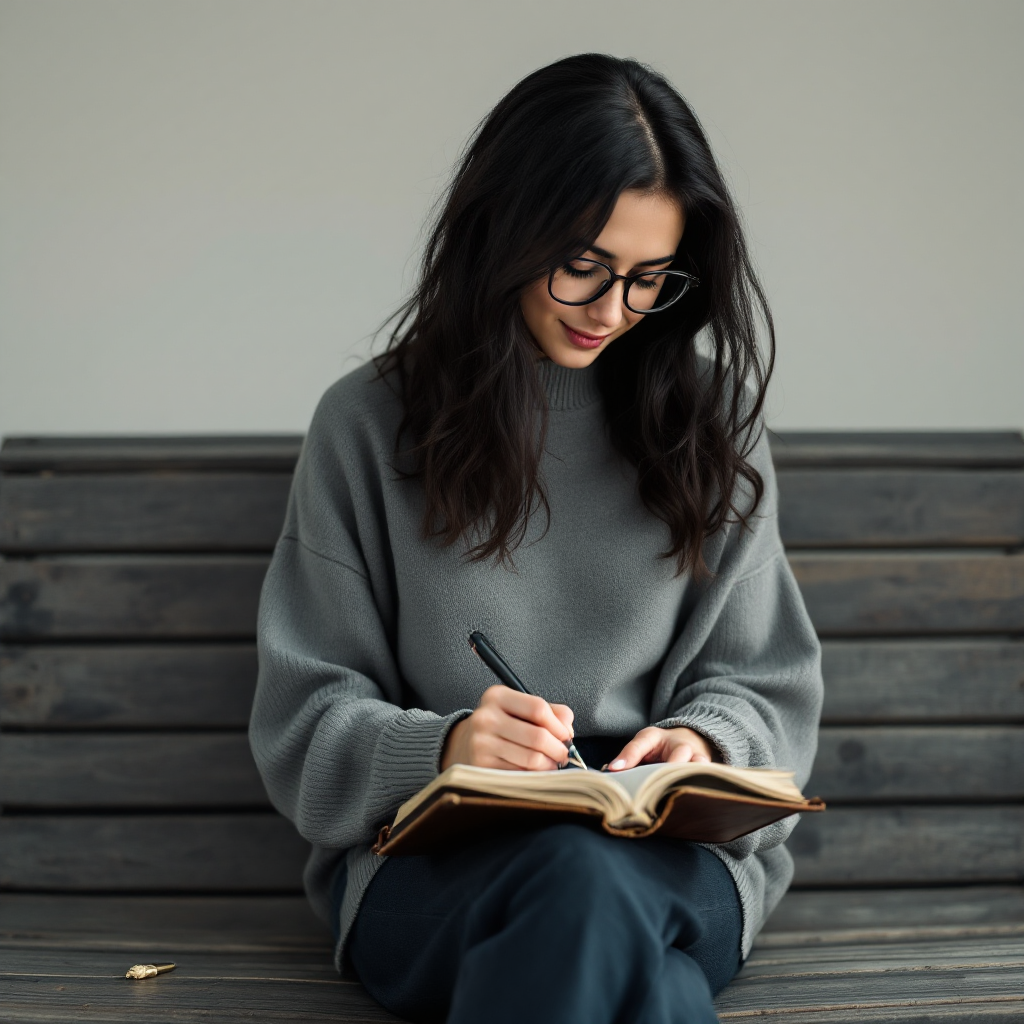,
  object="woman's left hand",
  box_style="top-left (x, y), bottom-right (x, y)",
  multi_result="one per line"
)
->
top-left (607, 726), bottom-right (720, 771)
